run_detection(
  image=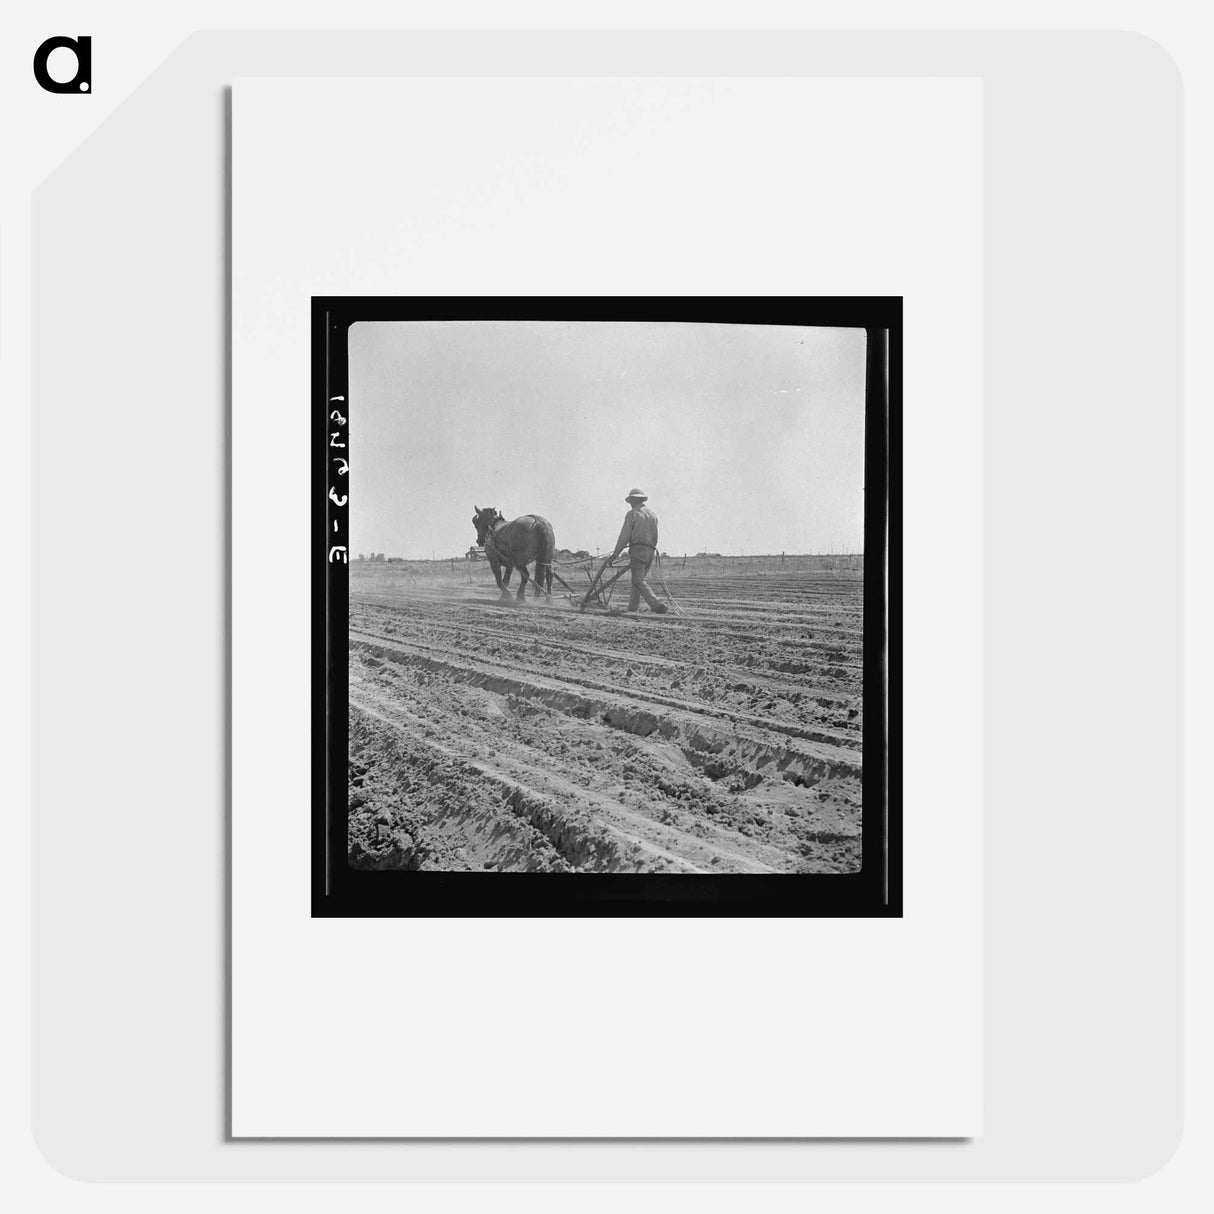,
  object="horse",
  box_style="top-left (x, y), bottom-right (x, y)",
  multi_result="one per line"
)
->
top-left (470, 507), bottom-right (520, 589)
top-left (472, 505), bottom-right (555, 601)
